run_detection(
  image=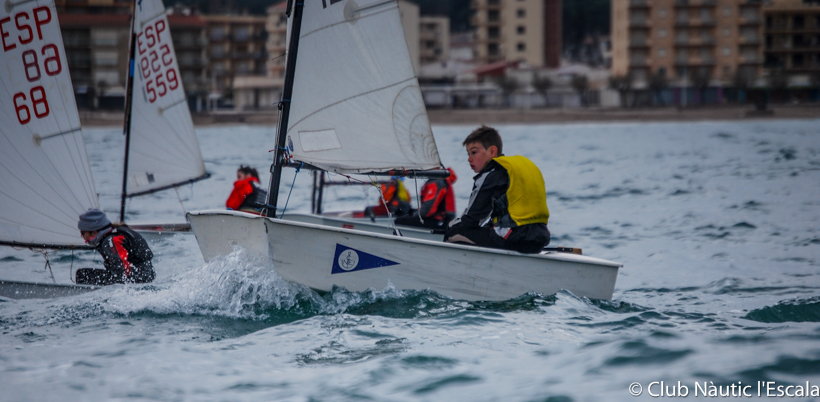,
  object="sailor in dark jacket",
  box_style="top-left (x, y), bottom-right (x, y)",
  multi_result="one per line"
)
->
top-left (444, 126), bottom-right (550, 254)
top-left (75, 209), bottom-right (155, 285)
